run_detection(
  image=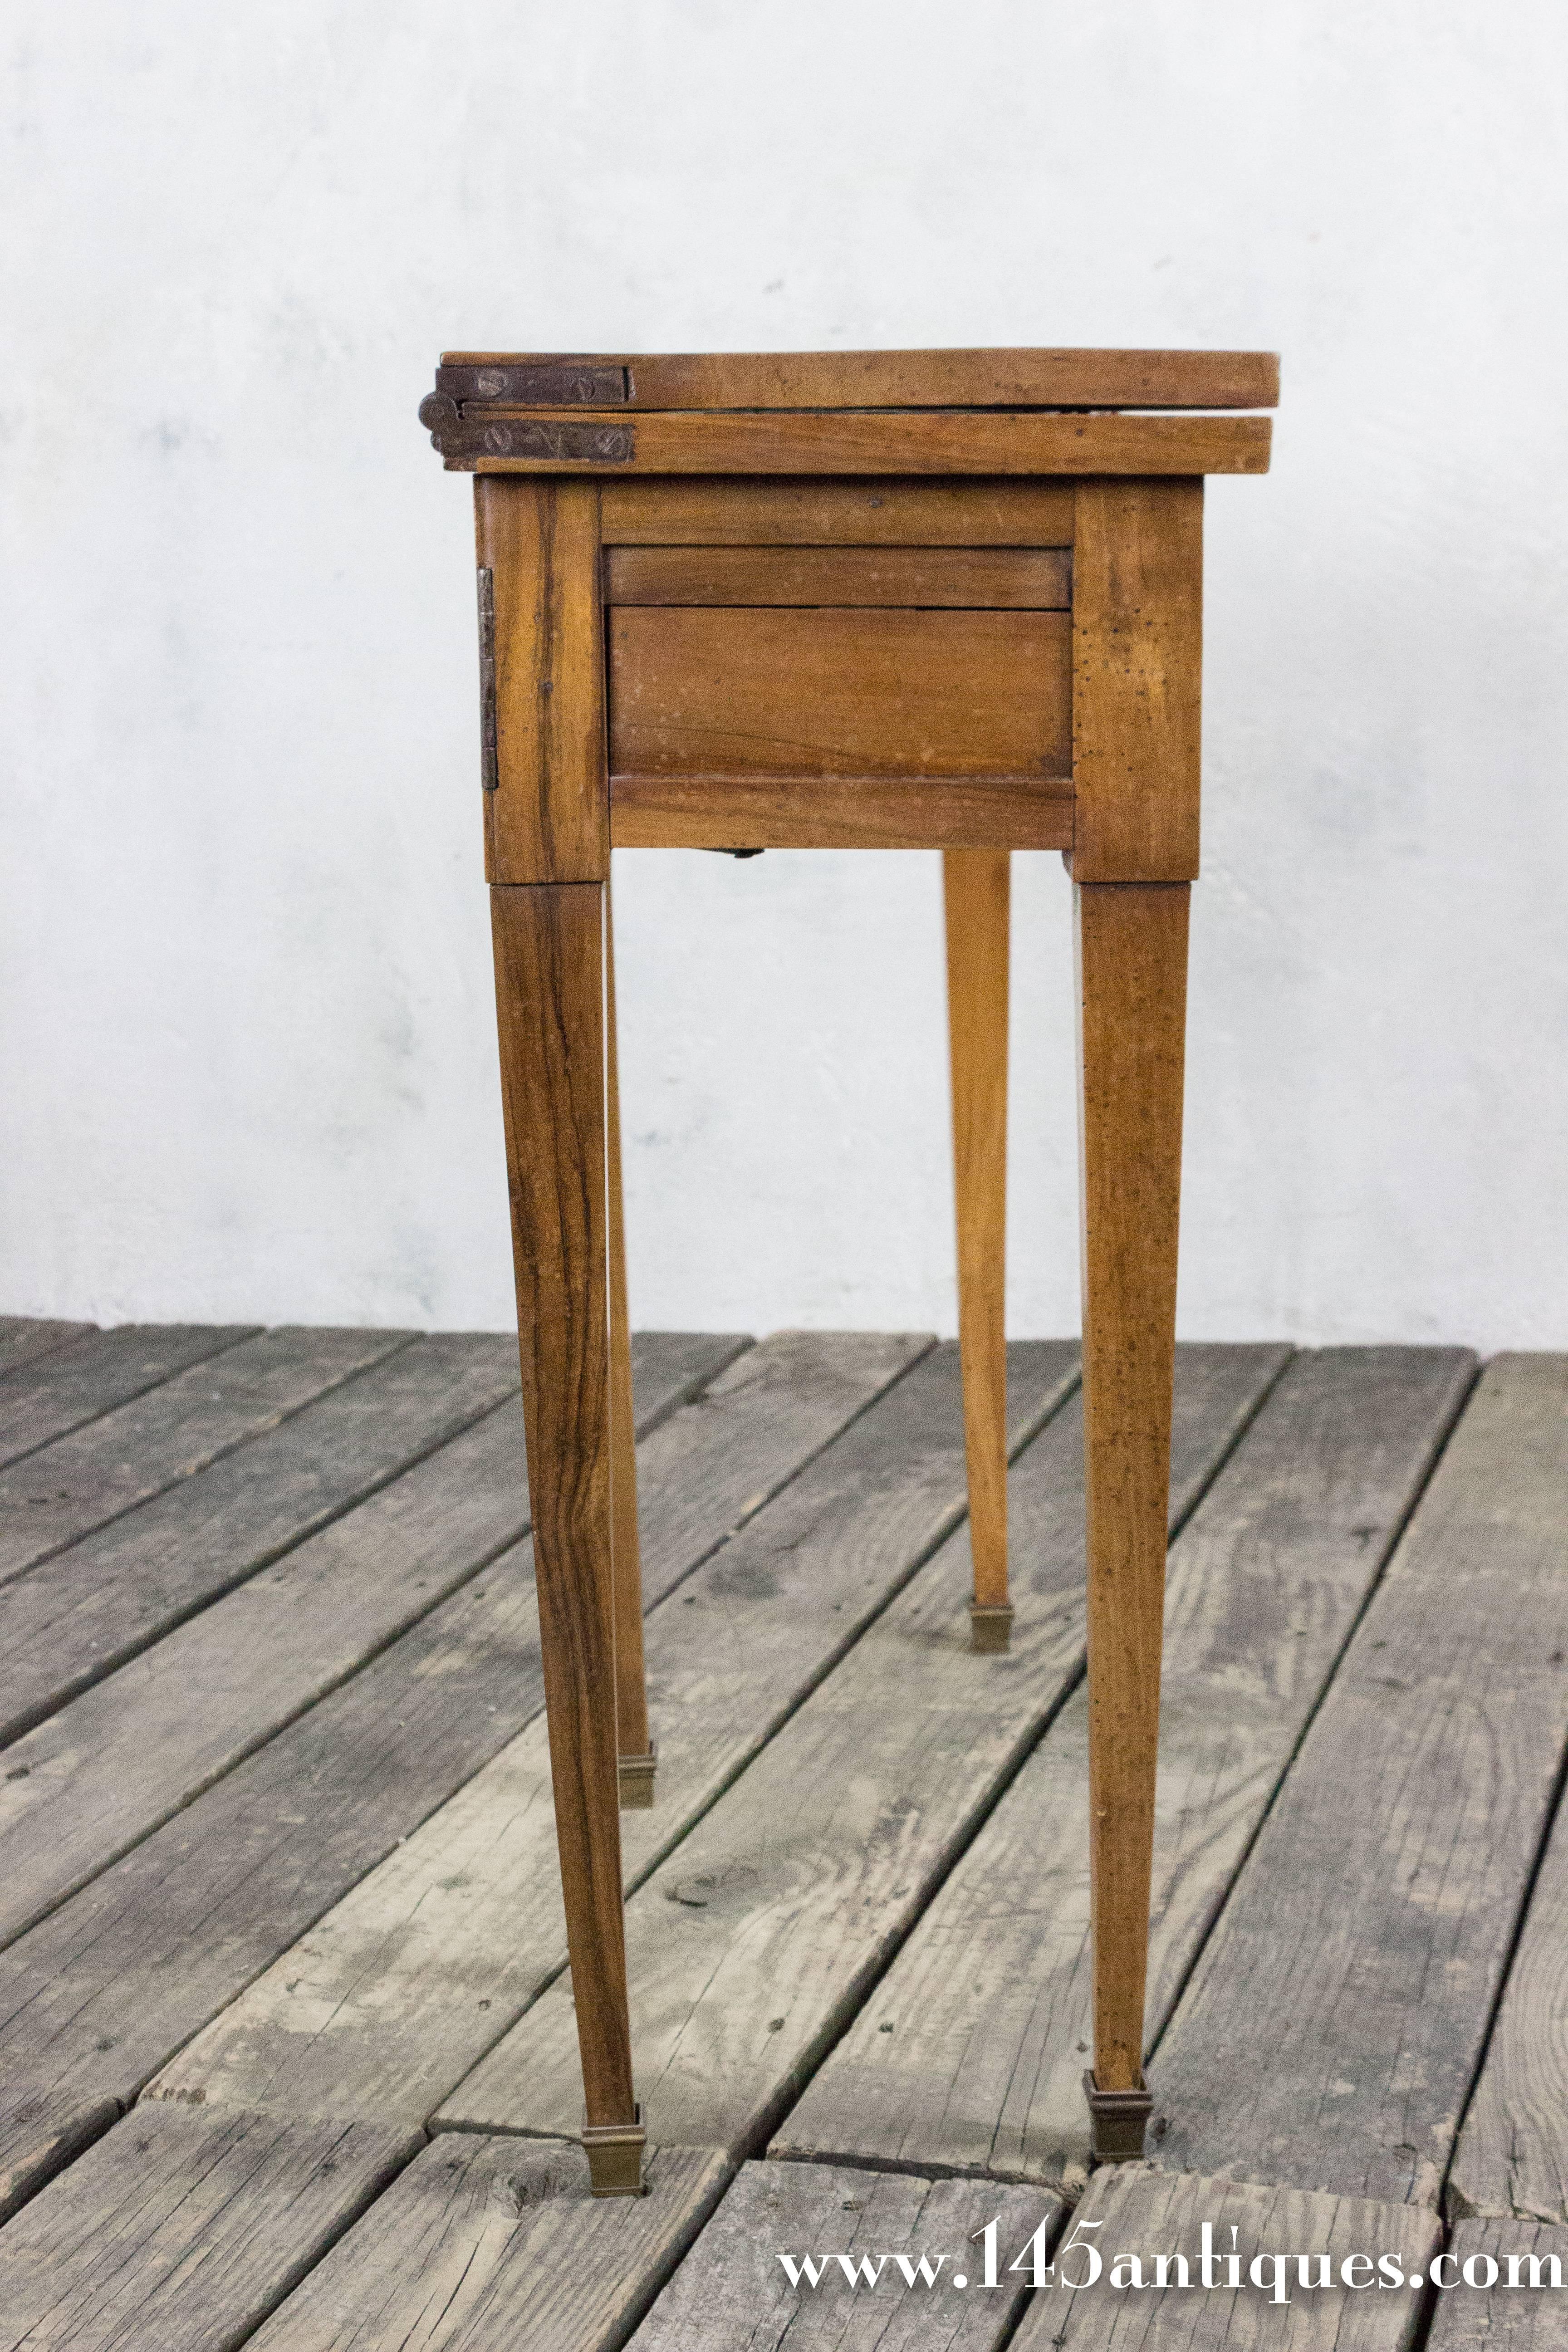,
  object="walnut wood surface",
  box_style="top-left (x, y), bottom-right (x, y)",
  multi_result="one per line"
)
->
top-left (446, 407), bottom-right (1271, 478)
top-left (603, 887), bottom-right (650, 1780)
top-left (1072, 479), bottom-right (1204, 882)
top-left (1076, 881), bottom-right (1190, 2094)
top-left (489, 881), bottom-right (634, 2135)
top-left (475, 478), bottom-right (608, 883)
top-left (944, 851), bottom-right (1011, 1618)
top-left (604, 544), bottom-right (1072, 608)
top-left (600, 477), bottom-right (1077, 545)
top-left (609, 772), bottom-right (1074, 852)
top-left (439, 346), bottom-right (1281, 412)
top-left (608, 607), bottom-right (1071, 779)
